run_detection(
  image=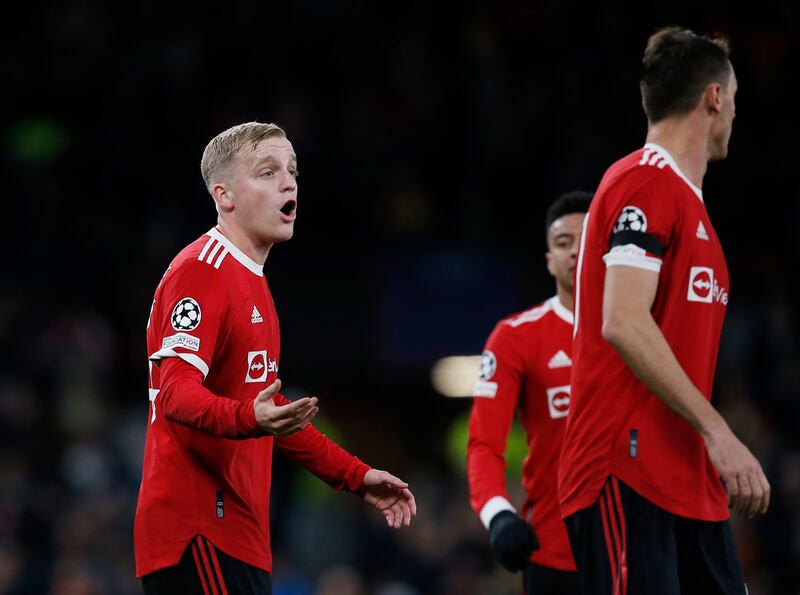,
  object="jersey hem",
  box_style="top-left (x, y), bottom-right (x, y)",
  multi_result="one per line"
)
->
top-left (530, 549), bottom-right (577, 572)
top-left (560, 472), bottom-right (730, 523)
